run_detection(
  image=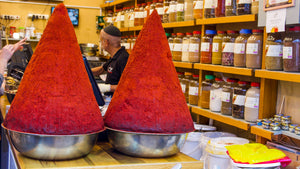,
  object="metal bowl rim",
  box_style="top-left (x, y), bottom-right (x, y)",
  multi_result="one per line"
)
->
top-left (106, 127), bottom-right (187, 136)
